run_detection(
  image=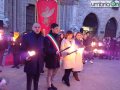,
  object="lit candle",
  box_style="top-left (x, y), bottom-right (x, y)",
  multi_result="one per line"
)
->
top-left (20, 43), bottom-right (21, 46)
top-left (13, 37), bottom-right (15, 42)
top-left (98, 50), bottom-right (103, 54)
top-left (93, 49), bottom-right (97, 53)
top-left (78, 48), bottom-right (84, 54)
top-left (0, 33), bottom-right (1, 40)
top-left (70, 46), bottom-right (75, 51)
top-left (99, 43), bottom-right (102, 46)
top-left (91, 42), bottom-right (95, 47)
top-left (28, 51), bottom-right (35, 56)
